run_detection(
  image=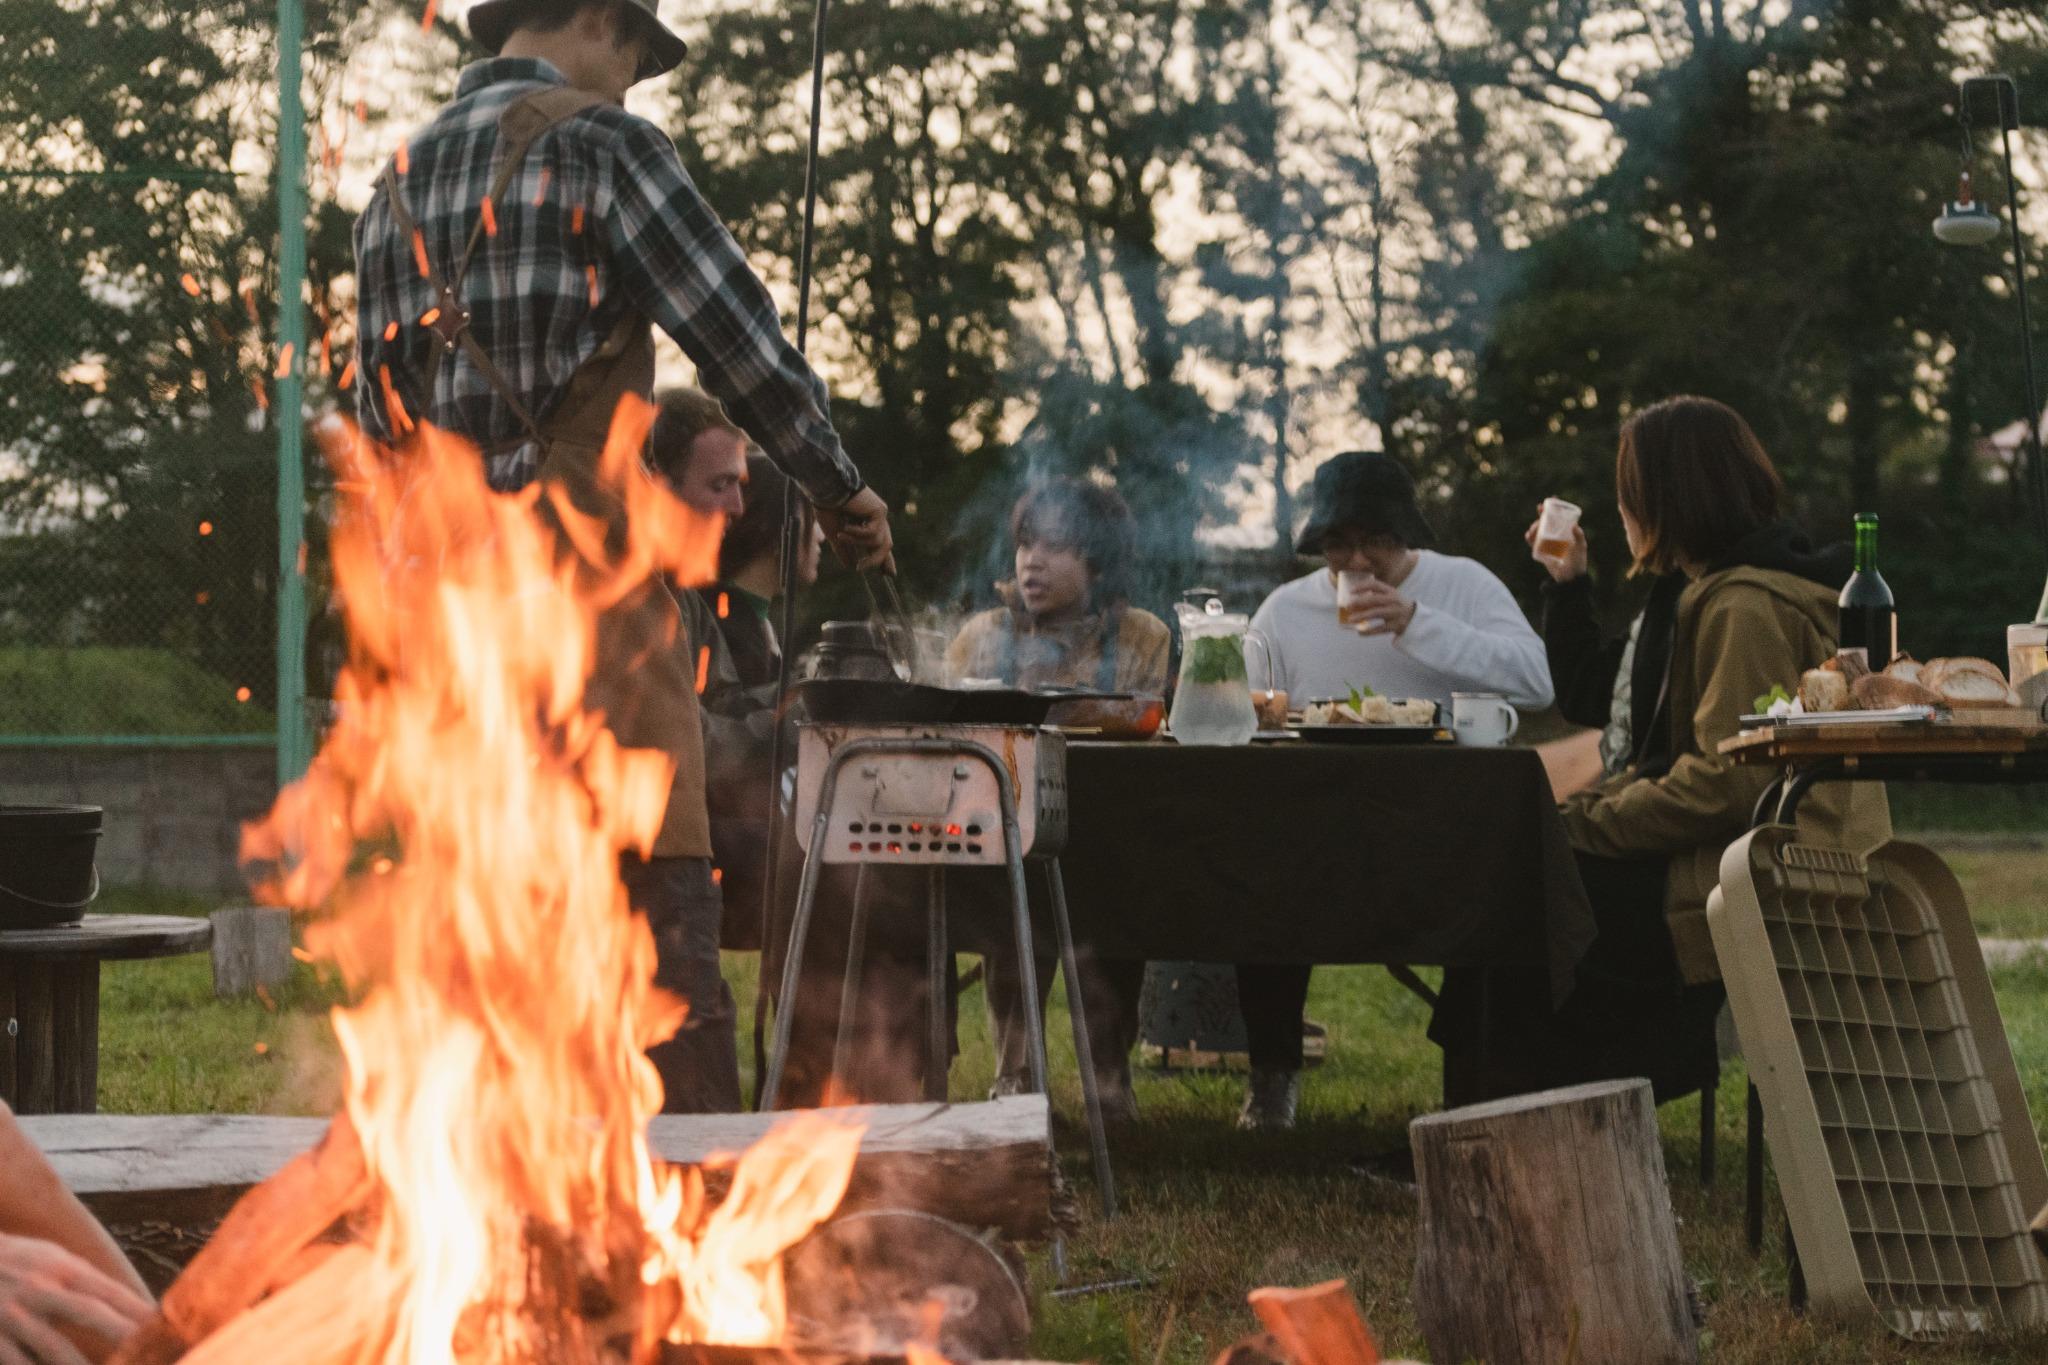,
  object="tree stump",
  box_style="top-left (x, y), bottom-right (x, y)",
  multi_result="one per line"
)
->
top-left (209, 907), bottom-right (292, 999)
top-left (1410, 1078), bottom-right (1697, 1365)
